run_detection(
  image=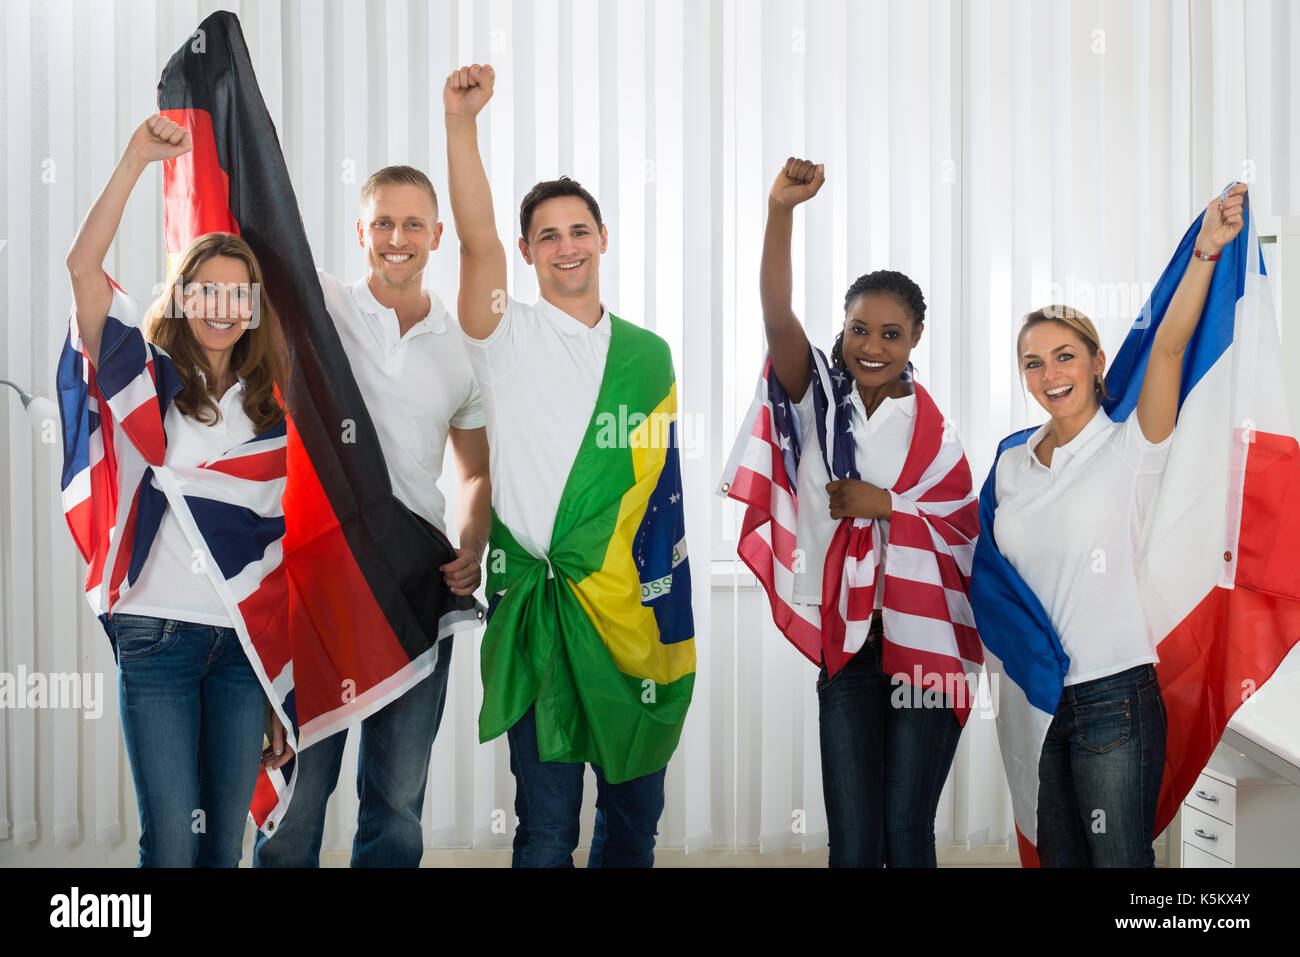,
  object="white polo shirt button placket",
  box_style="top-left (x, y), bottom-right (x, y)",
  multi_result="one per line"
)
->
top-left (459, 295), bottom-right (611, 556)
top-left (993, 407), bottom-right (1172, 686)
